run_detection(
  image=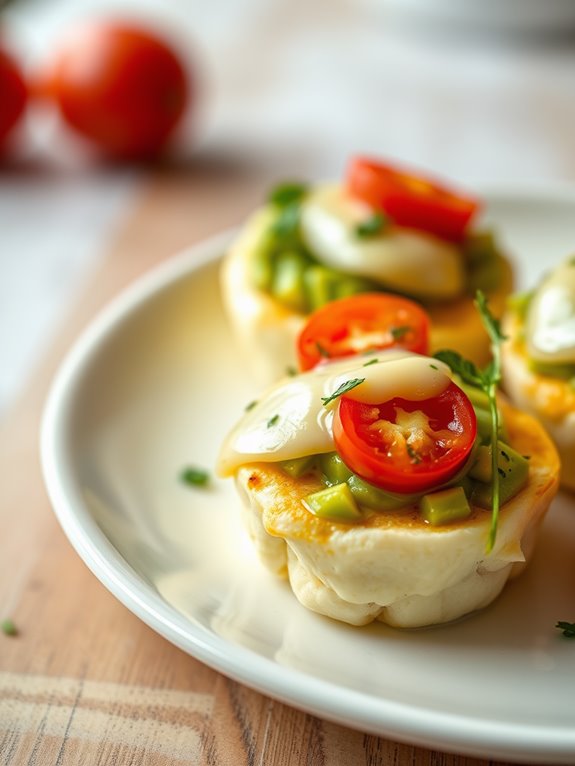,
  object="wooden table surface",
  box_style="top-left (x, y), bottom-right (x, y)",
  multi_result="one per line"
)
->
top-left (0, 165), bottom-right (539, 766)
